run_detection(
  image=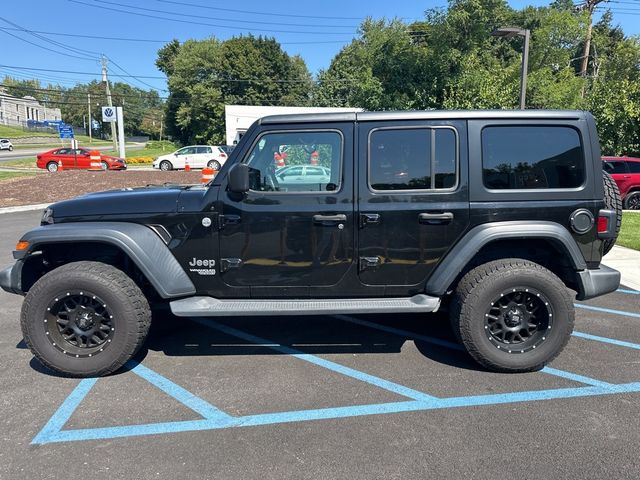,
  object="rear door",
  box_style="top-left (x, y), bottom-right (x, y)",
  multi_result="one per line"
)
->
top-left (357, 120), bottom-right (469, 289)
top-left (603, 160), bottom-right (630, 195)
top-left (53, 148), bottom-right (76, 169)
